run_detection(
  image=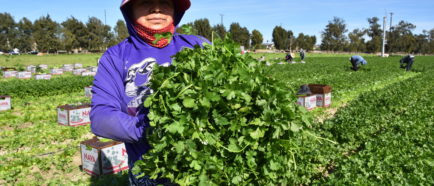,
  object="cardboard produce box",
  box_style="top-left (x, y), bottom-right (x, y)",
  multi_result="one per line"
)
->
top-left (81, 71), bottom-right (96, 76)
top-left (26, 65), bottom-right (36, 73)
top-left (57, 103), bottom-right (91, 126)
top-left (35, 74), bottom-right (52, 80)
top-left (63, 64), bottom-right (74, 72)
top-left (51, 68), bottom-right (64, 75)
top-left (3, 71), bottom-right (17, 78)
top-left (17, 71), bottom-right (32, 79)
top-left (296, 95), bottom-right (317, 110)
top-left (85, 86), bottom-right (93, 98)
top-left (0, 96), bottom-right (11, 111)
top-left (38, 64), bottom-right (48, 70)
top-left (308, 84), bottom-right (332, 107)
top-left (73, 69), bottom-right (87, 75)
top-left (74, 63), bottom-right (83, 68)
top-left (80, 137), bottom-right (129, 176)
